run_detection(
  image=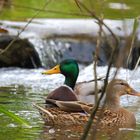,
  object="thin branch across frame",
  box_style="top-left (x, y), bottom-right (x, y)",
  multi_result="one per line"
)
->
top-left (0, 0), bottom-right (52, 55)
